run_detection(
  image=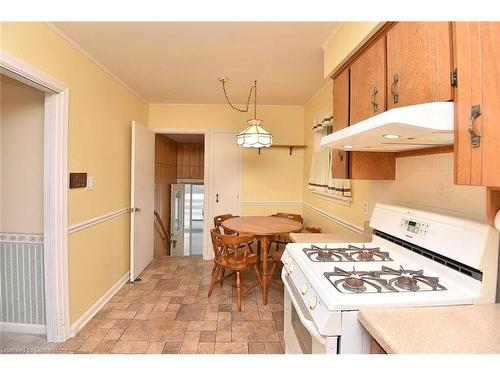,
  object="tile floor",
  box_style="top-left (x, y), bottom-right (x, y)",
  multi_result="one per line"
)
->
top-left (12, 256), bottom-right (284, 354)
